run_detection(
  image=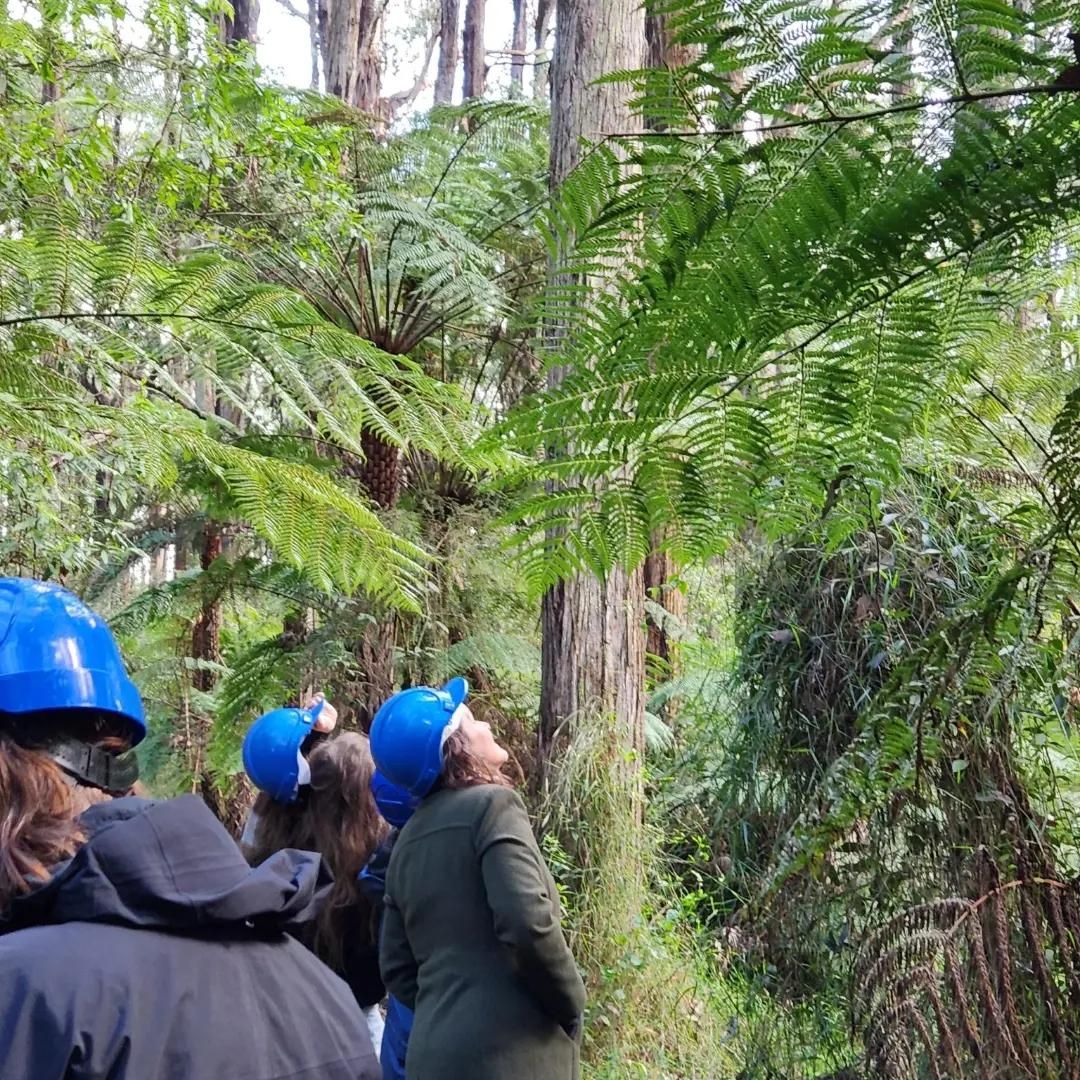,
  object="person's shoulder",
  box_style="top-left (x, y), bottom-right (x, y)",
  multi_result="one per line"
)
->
top-left (0, 920), bottom-right (99, 958)
top-left (0, 922), bottom-right (127, 994)
top-left (450, 782), bottom-right (523, 813)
